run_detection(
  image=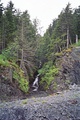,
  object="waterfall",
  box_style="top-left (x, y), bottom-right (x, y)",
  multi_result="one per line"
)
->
top-left (32, 74), bottom-right (39, 91)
